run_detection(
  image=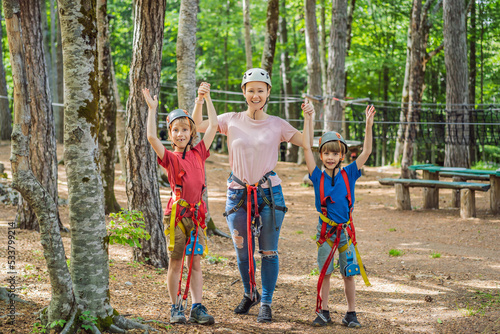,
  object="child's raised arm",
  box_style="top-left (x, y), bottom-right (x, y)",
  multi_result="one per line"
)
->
top-left (192, 82), bottom-right (210, 133)
top-left (200, 83), bottom-right (218, 149)
top-left (356, 105), bottom-right (376, 169)
top-left (143, 88), bottom-right (165, 160)
top-left (301, 99), bottom-right (317, 175)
